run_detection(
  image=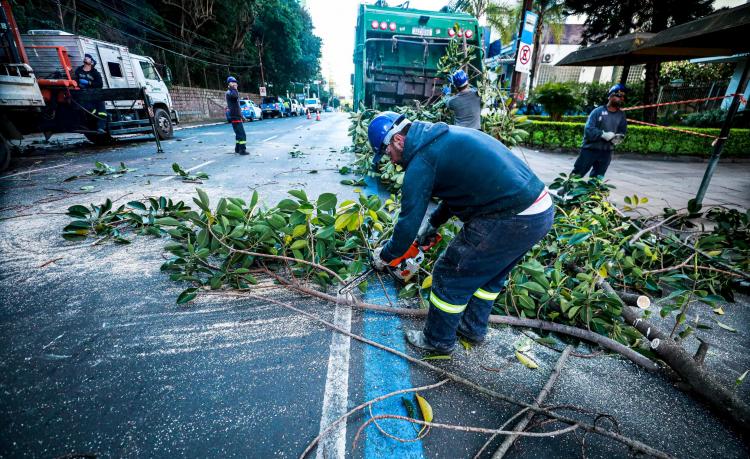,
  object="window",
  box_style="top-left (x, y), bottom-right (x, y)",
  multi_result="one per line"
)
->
top-left (107, 62), bottom-right (123, 78)
top-left (138, 61), bottom-right (160, 81)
